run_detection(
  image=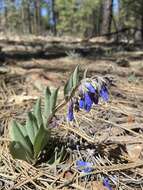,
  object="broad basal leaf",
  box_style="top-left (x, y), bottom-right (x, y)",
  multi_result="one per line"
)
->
top-left (9, 141), bottom-right (31, 162)
top-left (16, 122), bottom-right (27, 137)
top-left (44, 87), bottom-right (59, 124)
top-left (64, 75), bottom-right (73, 97)
top-left (34, 98), bottom-right (43, 128)
top-left (26, 112), bottom-right (38, 145)
top-left (33, 124), bottom-right (50, 159)
top-left (10, 120), bottom-right (32, 156)
top-left (50, 88), bottom-right (59, 112)
top-left (44, 87), bottom-right (51, 120)
top-left (72, 65), bottom-right (80, 87)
